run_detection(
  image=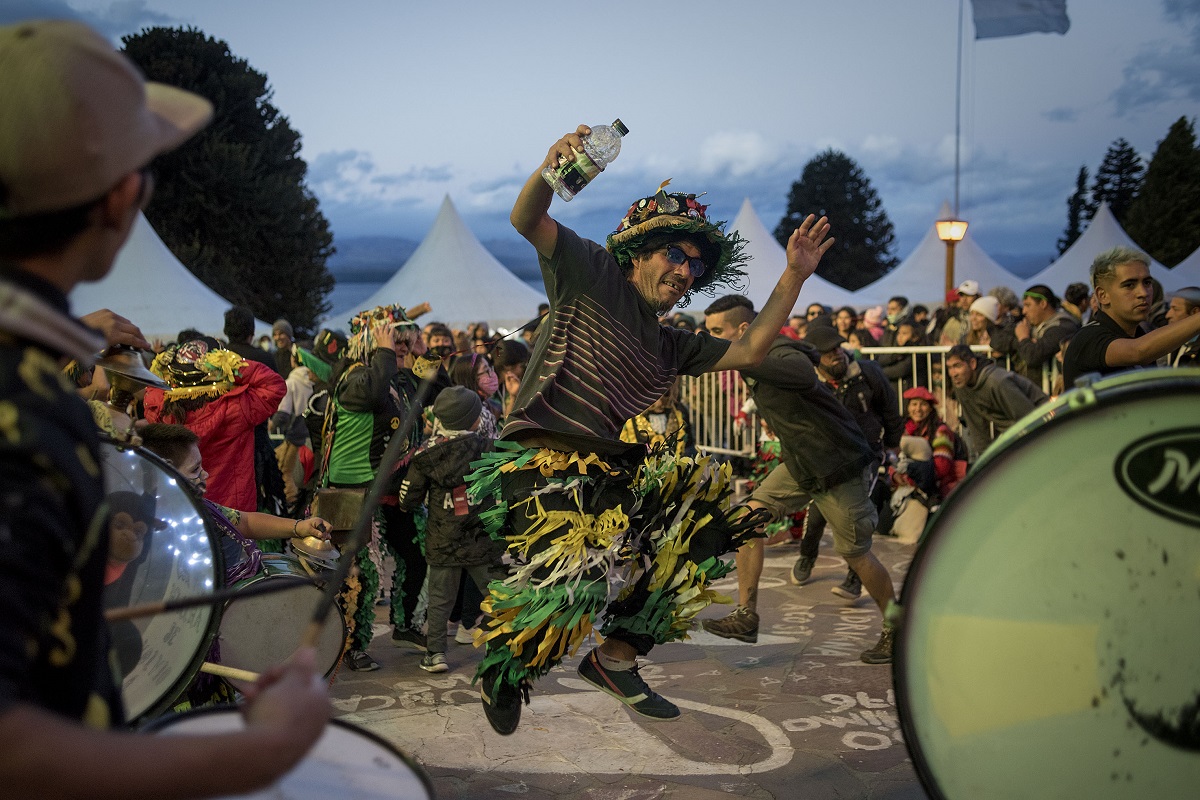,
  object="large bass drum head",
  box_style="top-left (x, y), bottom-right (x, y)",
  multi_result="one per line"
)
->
top-left (99, 438), bottom-right (223, 723)
top-left (897, 369), bottom-right (1200, 799)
